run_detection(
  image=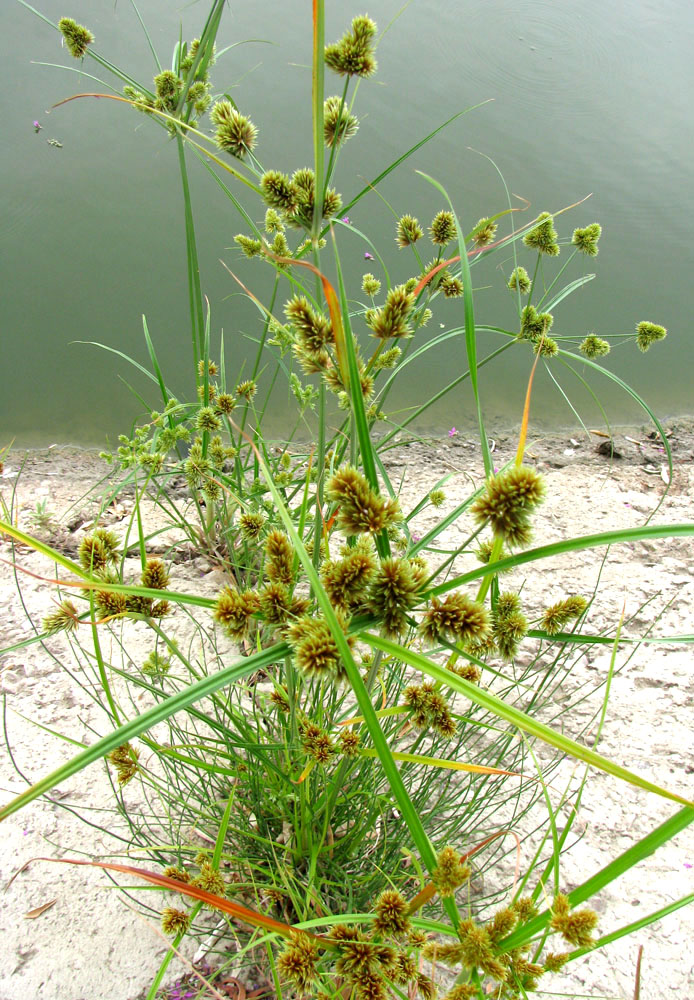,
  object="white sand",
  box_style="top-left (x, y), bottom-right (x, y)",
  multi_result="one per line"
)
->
top-left (1, 431), bottom-right (692, 999)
